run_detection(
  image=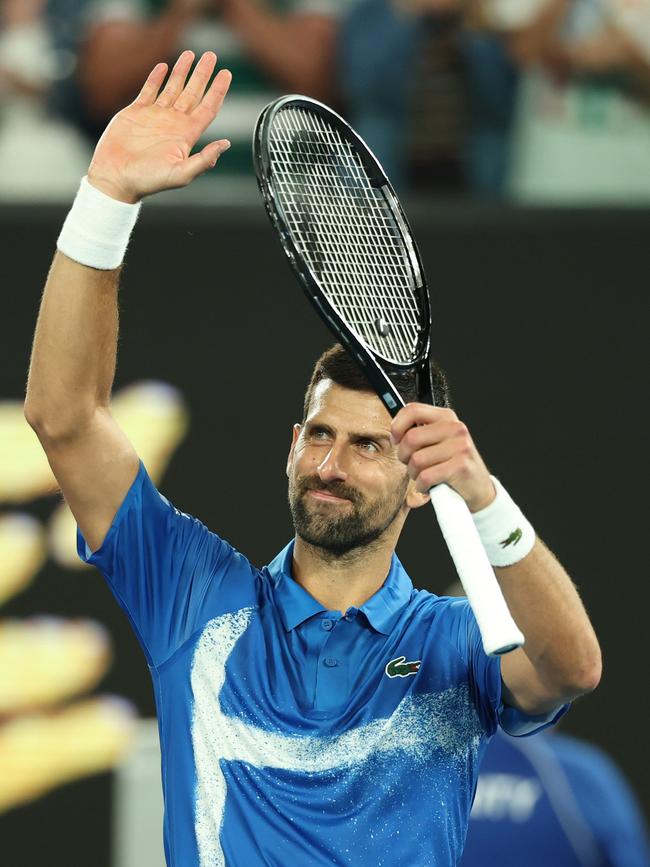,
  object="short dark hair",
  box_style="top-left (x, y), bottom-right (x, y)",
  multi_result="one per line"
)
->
top-left (302, 344), bottom-right (450, 421)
